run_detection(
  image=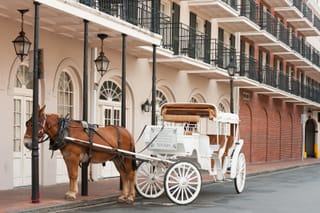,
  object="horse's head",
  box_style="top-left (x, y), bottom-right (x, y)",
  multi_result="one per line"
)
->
top-left (24, 105), bottom-right (47, 150)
